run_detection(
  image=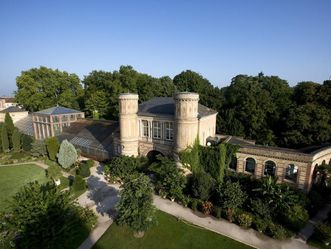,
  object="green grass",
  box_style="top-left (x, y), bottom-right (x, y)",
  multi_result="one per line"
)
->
top-left (93, 211), bottom-right (253, 249)
top-left (0, 151), bottom-right (33, 165)
top-left (0, 164), bottom-right (49, 210)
